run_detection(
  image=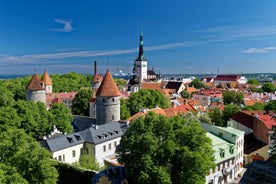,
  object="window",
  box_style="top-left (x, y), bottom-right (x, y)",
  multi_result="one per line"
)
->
top-left (109, 143), bottom-right (112, 150)
top-left (112, 98), bottom-right (115, 102)
top-left (218, 132), bottom-right (223, 137)
top-left (103, 145), bottom-right (106, 152)
top-left (63, 154), bottom-right (65, 161)
top-left (58, 156), bottom-right (62, 161)
top-left (103, 98), bottom-right (105, 103)
top-left (229, 146), bottom-right (234, 154)
top-left (114, 141), bottom-right (117, 148)
top-left (112, 115), bottom-right (114, 120)
top-left (220, 149), bottom-right (225, 158)
top-left (72, 150), bottom-right (76, 157)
